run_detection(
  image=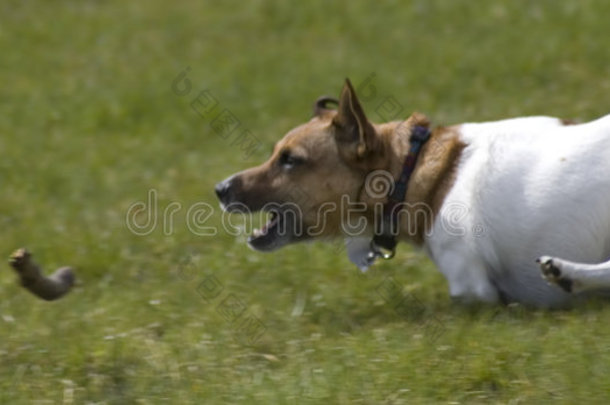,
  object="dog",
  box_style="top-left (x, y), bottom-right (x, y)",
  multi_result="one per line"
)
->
top-left (215, 79), bottom-right (610, 308)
